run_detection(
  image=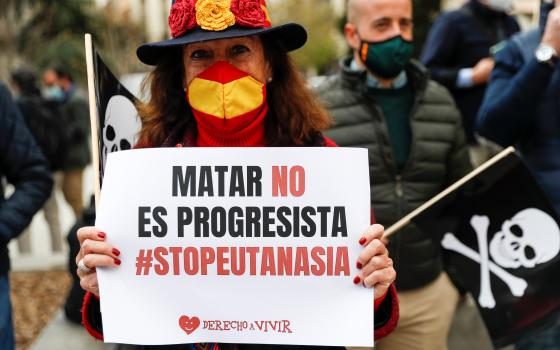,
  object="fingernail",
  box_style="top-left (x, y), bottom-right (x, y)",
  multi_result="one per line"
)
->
top-left (114, 258), bottom-right (121, 266)
top-left (98, 232), bottom-right (106, 239)
top-left (353, 276), bottom-right (361, 285)
top-left (112, 248), bottom-right (121, 256)
top-left (356, 261), bottom-right (363, 269)
top-left (359, 237), bottom-right (366, 246)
